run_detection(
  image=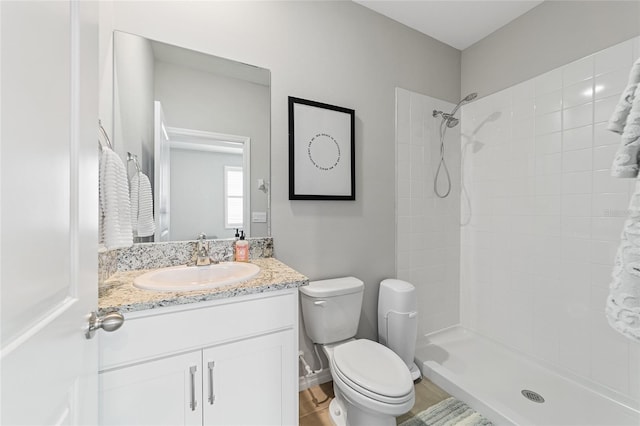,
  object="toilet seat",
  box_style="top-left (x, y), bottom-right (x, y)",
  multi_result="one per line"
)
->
top-left (331, 339), bottom-right (414, 405)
